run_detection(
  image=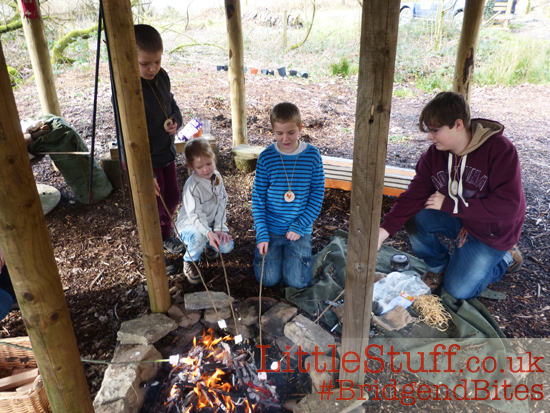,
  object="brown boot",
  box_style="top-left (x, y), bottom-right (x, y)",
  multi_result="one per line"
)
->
top-left (184, 261), bottom-right (201, 284)
top-left (421, 271), bottom-right (444, 290)
top-left (506, 244), bottom-right (523, 274)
